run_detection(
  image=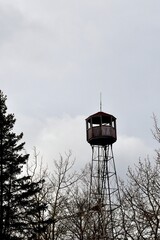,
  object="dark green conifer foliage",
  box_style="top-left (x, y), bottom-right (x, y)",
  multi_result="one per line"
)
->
top-left (0, 91), bottom-right (47, 239)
